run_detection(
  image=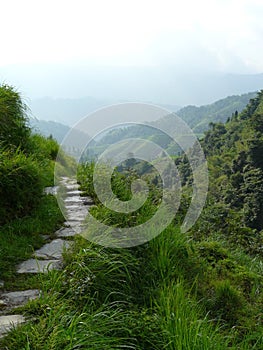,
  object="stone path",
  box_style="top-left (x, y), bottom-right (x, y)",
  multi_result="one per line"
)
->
top-left (0, 177), bottom-right (93, 338)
